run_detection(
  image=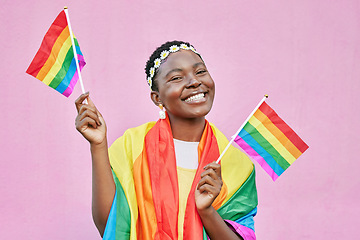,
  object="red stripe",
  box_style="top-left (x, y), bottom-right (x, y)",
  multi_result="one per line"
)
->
top-left (259, 102), bottom-right (309, 153)
top-left (145, 118), bottom-right (179, 239)
top-left (26, 10), bottom-right (68, 77)
top-left (145, 119), bottom-right (218, 239)
top-left (183, 122), bottom-right (220, 239)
